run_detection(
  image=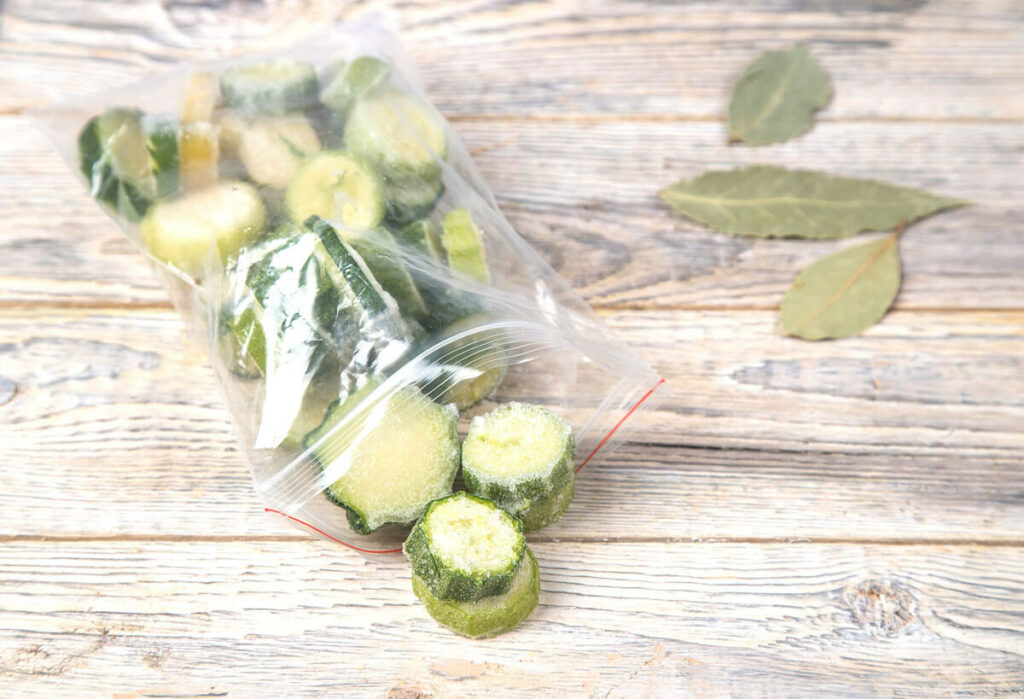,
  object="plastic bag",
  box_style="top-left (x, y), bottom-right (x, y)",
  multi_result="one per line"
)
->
top-left (37, 19), bottom-right (667, 552)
